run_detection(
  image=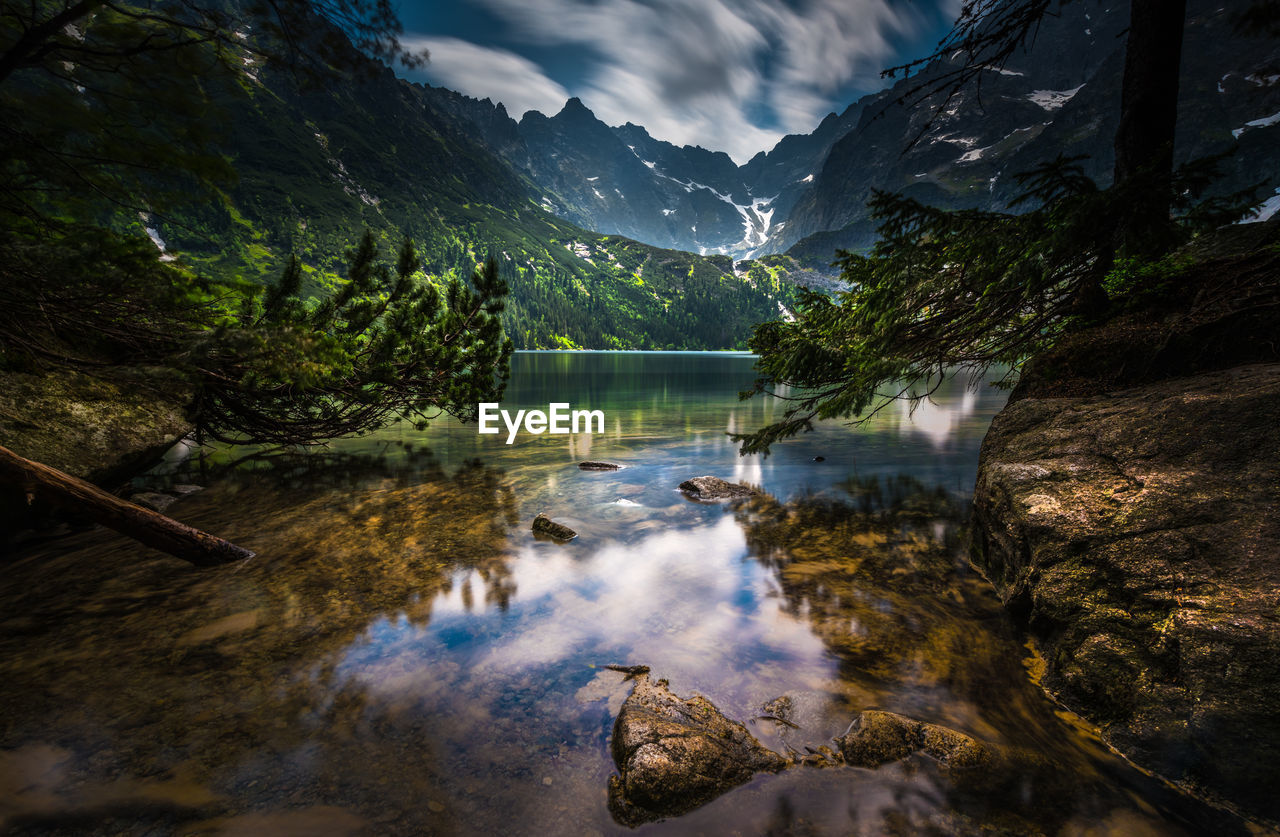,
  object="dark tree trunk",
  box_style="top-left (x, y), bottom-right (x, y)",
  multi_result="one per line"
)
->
top-left (0, 444), bottom-right (253, 567)
top-left (1113, 0), bottom-right (1188, 255)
